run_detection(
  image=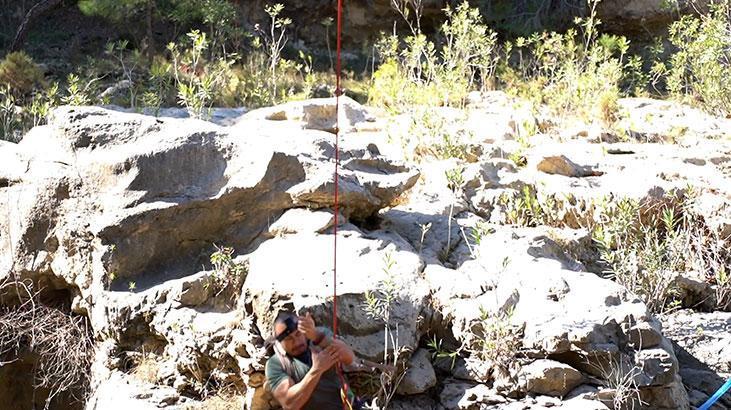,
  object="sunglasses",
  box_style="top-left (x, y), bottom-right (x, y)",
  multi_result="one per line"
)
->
top-left (275, 317), bottom-right (299, 342)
